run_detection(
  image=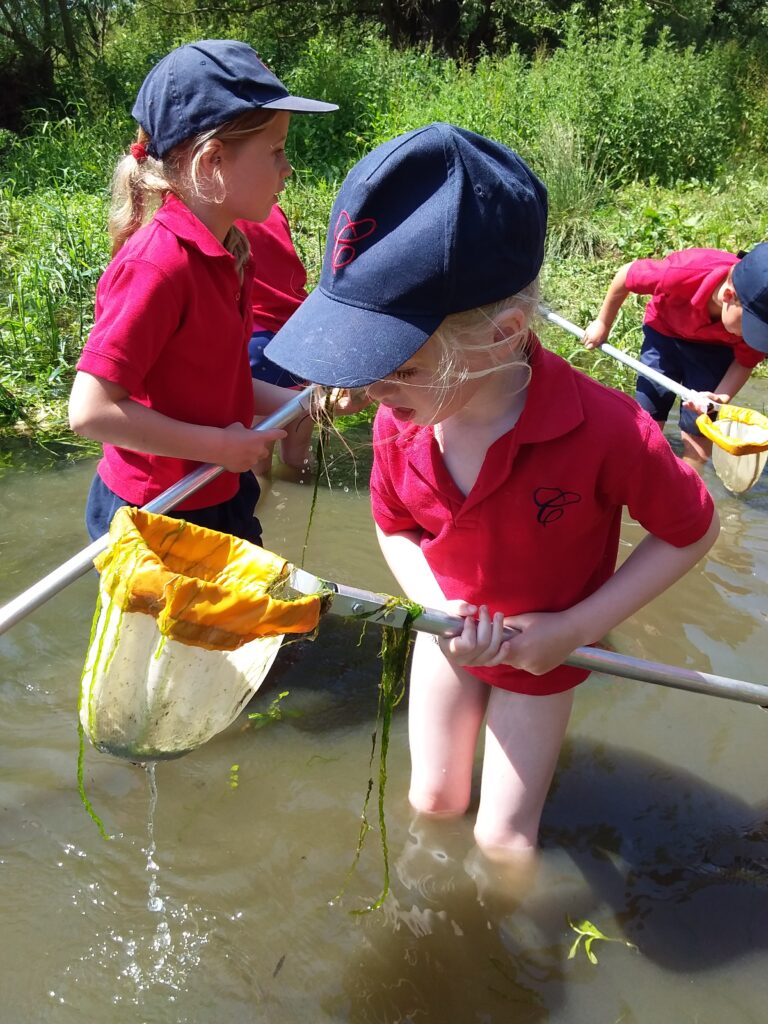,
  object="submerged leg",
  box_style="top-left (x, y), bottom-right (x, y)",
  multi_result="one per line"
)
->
top-left (681, 429), bottom-right (712, 471)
